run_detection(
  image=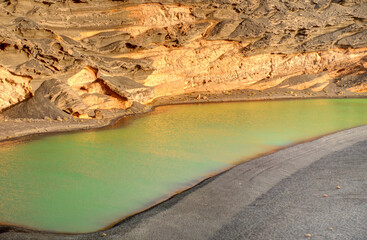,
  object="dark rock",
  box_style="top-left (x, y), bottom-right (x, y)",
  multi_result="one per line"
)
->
top-left (229, 18), bottom-right (269, 40)
top-left (94, 109), bottom-right (104, 119)
top-left (337, 29), bottom-right (367, 48)
top-left (3, 79), bottom-right (87, 119)
top-left (335, 72), bottom-right (367, 89)
top-left (35, 78), bottom-right (88, 114)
